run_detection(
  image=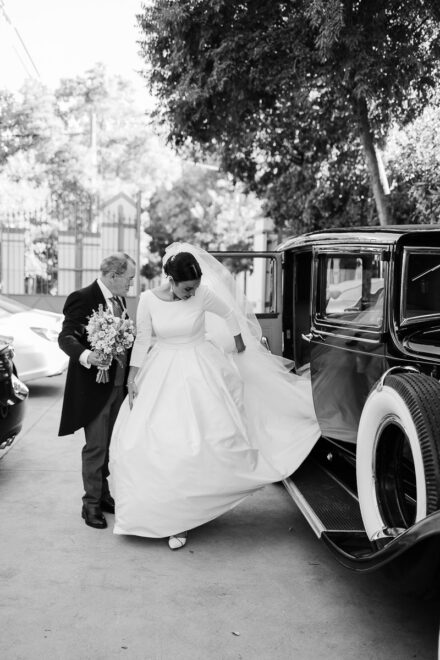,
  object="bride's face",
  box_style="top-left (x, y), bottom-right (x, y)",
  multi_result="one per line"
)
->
top-left (171, 278), bottom-right (201, 300)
